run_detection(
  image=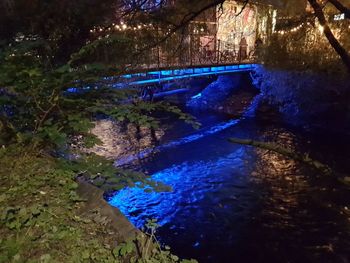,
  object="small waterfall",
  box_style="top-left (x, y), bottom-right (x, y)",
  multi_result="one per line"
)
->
top-left (114, 118), bottom-right (240, 167)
